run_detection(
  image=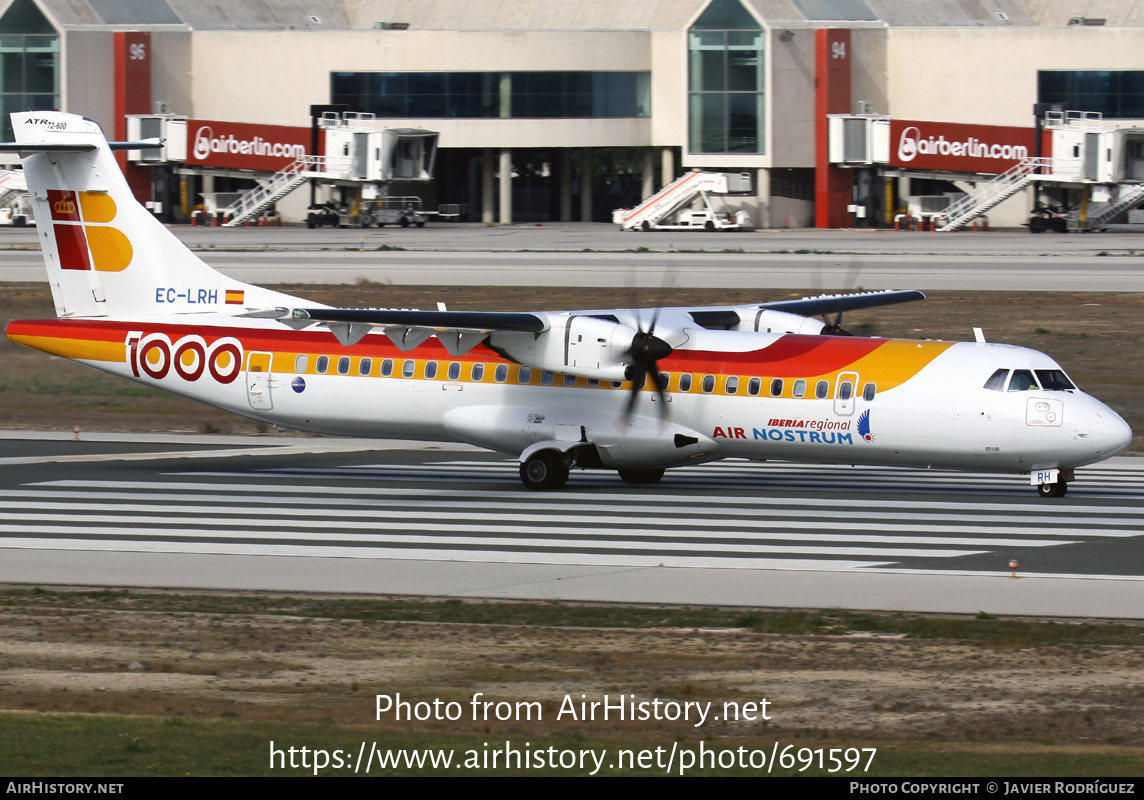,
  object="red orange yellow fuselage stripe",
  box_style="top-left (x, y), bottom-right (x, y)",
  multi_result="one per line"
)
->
top-left (5, 318), bottom-right (954, 394)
